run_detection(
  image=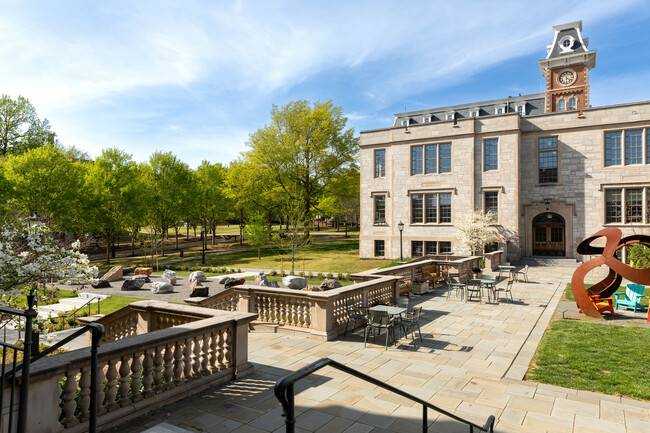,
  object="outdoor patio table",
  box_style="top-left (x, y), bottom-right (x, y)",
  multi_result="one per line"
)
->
top-left (467, 279), bottom-right (498, 303)
top-left (497, 265), bottom-right (516, 279)
top-left (368, 305), bottom-right (408, 343)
